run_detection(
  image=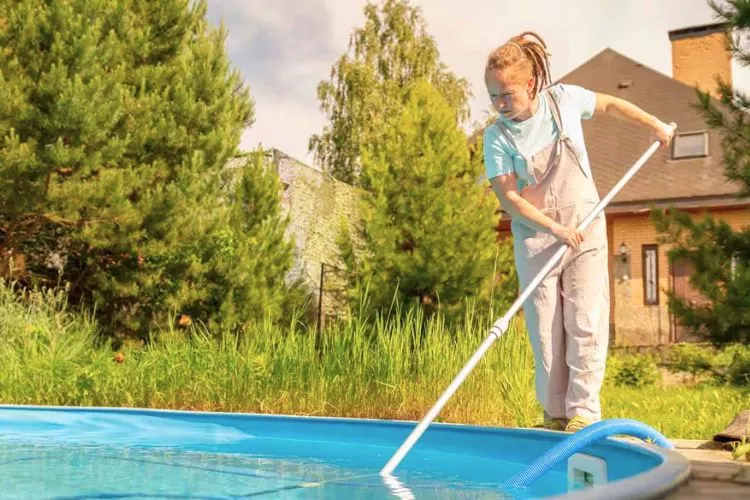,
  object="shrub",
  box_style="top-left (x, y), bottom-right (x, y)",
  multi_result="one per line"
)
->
top-left (609, 354), bottom-right (660, 388)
